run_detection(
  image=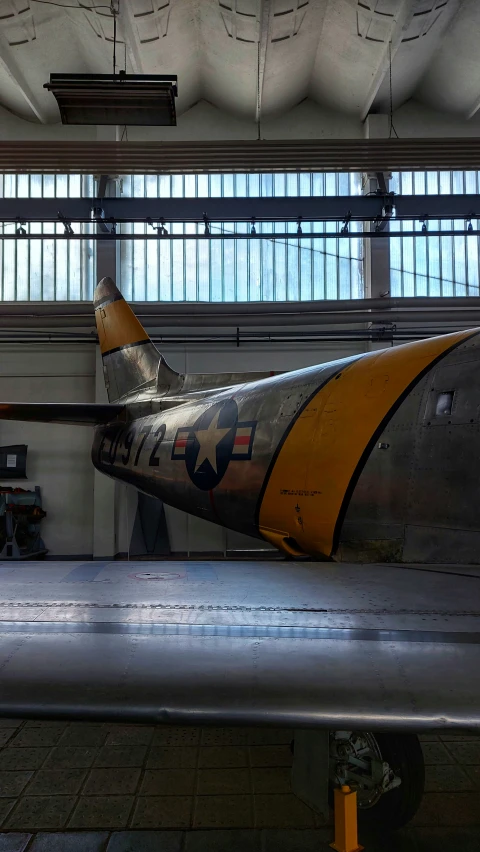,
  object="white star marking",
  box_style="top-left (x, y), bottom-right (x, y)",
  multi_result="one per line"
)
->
top-left (194, 410), bottom-right (231, 474)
